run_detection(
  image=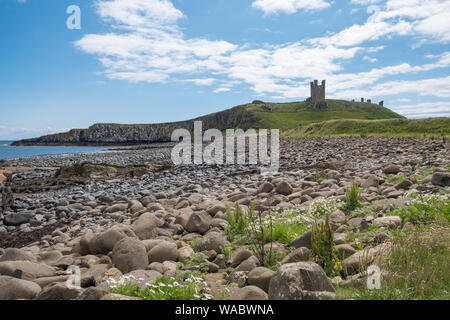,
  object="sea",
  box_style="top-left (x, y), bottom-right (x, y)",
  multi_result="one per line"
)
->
top-left (0, 140), bottom-right (112, 160)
